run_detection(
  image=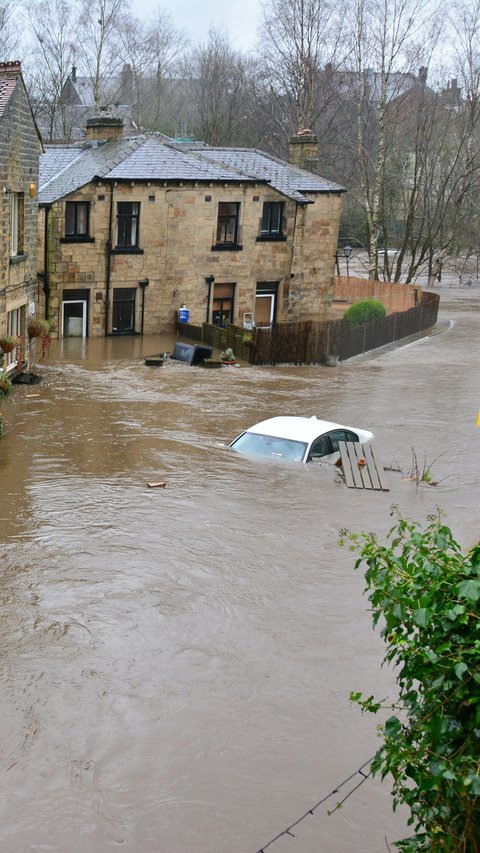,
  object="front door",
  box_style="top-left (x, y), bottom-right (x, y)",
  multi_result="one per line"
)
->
top-left (255, 282), bottom-right (278, 327)
top-left (112, 288), bottom-right (136, 334)
top-left (212, 283), bottom-right (235, 326)
top-left (62, 300), bottom-right (87, 337)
